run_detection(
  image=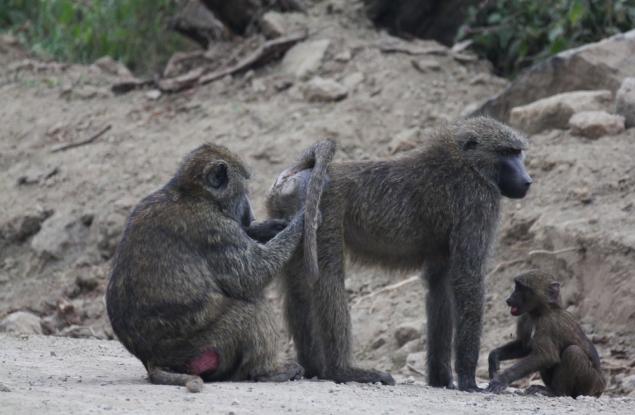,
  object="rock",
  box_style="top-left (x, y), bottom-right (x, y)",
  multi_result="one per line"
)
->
top-left (302, 77), bottom-right (348, 102)
top-left (394, 322), bottom-right (421, 347)
top-left (370, 336), bottom-right (387, 350)
top-left (622, 374), bottom-right (635, 390)
top-left (92, 56), bottom-right (134, 79)
top-left (475, 30), bottom-right (635, 121)
top-left (0, 209), bottom-right (54, 243)
top-left (92, 212), bottom-right (126, 260)
top-left (334, 50), bottom-right (352, 62)
top-left (390, 338), bottom-right (423, 369)
top-left (145, 90), bottom-right (161, 100)
top-left (0, 311), bottom-right (43, 335)
top-left (569, 111), bottom-right (625, 139)
top-left (411, 58), bottom-right (441, 73)
top-left (0, 383), bottom-right (10, 392)
top-left (509, 90), bottom-right (613, 134)
top-left (31, 213), bottom-right (91, 260)
top-left (405, 351), bottom-right (426, 372)
top-left (616, 77), bottom-right (635, 128)
top-left (281, 39), bottom-right (330, 79)
top-left (260, 11), bottom-right (286, 39)
top-left (341, 72), bottom-right (365, 91)
top-left (170, 0), bottom-right (229, 48)
top-left (16, 165), bottom-right (59, 186)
